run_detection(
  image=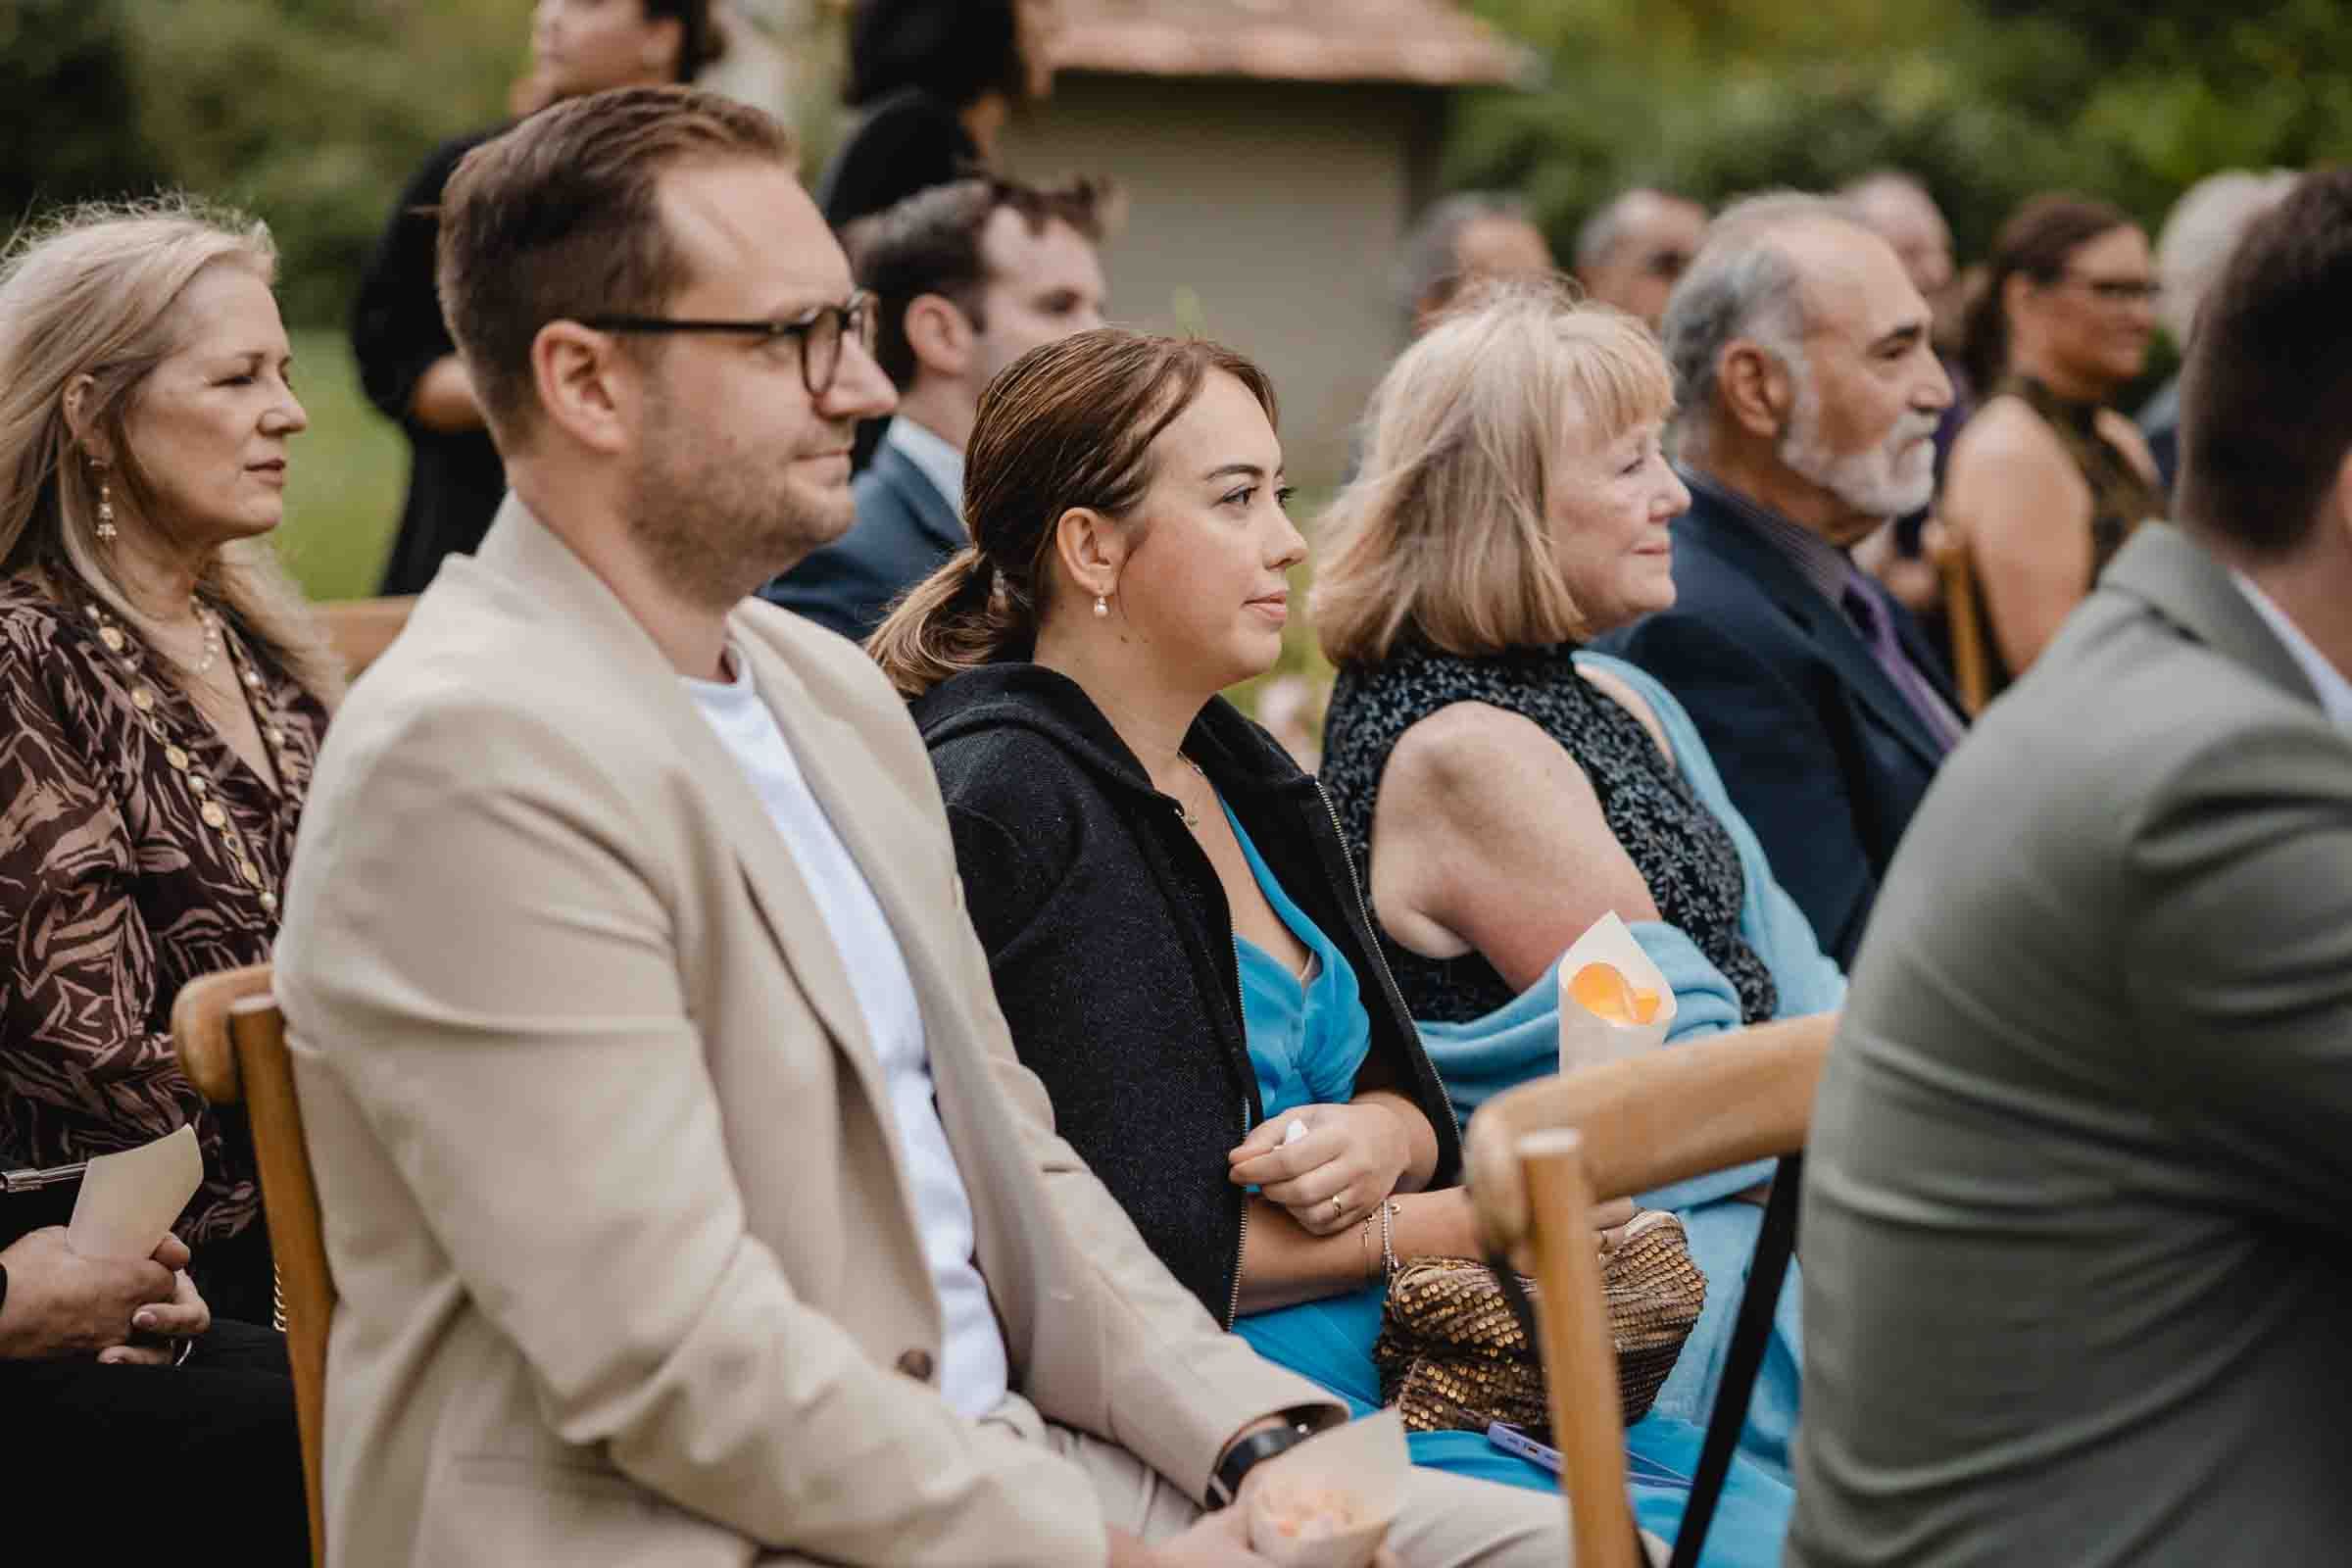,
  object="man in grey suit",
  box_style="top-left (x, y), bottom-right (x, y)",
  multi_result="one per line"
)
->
top-left (761, 173), bottom-right (1107, 640)
top-left (1788, 168), bottom-right (2352, 1567)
